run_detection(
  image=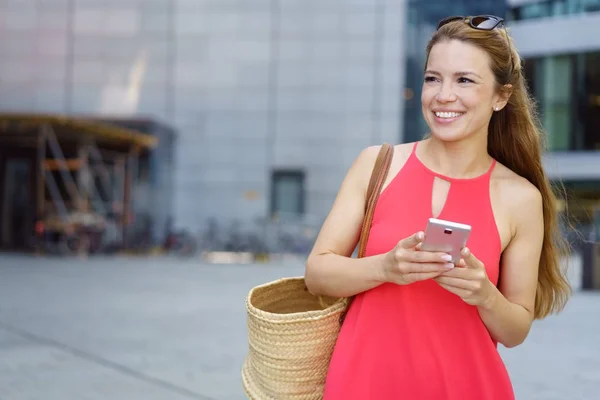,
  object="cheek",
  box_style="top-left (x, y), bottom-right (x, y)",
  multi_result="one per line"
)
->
top-left (458, 91), bottom-right (489, 114)
top-left (421, 87), bottom-right (434, 105)
top-left (466, 92), bottom-right (495, 123)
